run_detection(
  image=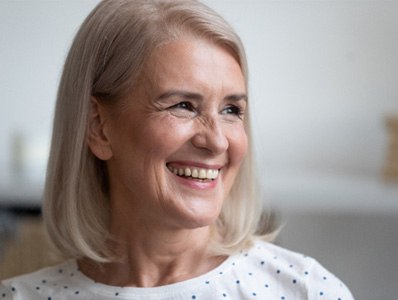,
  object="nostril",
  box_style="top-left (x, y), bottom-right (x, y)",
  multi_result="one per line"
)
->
top-left (190, 130), bottom-right (228, 154)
